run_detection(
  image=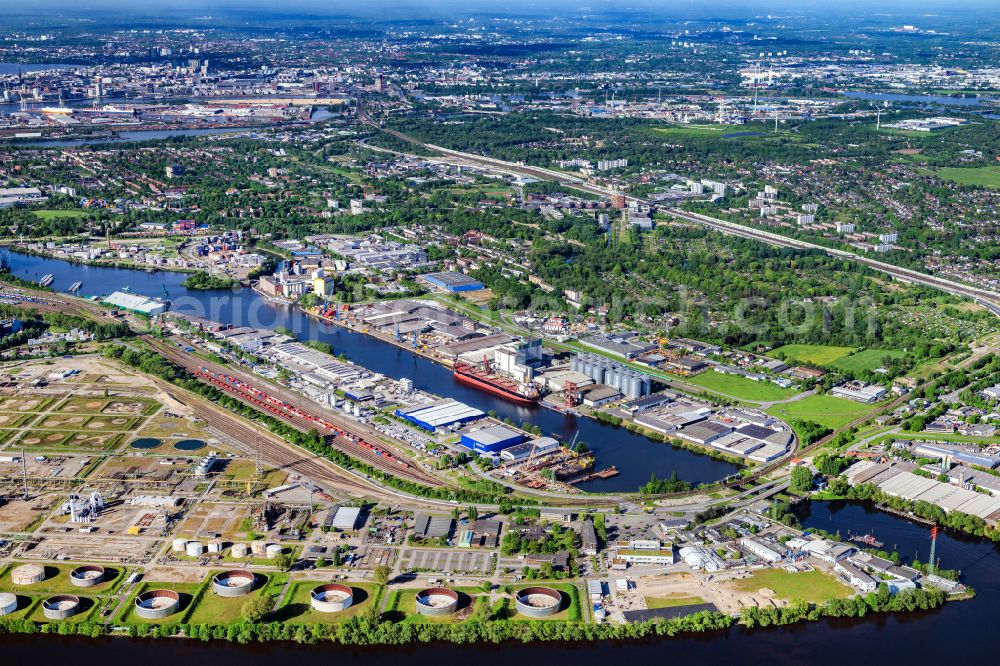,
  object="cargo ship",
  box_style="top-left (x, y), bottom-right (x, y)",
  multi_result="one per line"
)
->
top-left (453, 362), bottom-right (540, 404)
